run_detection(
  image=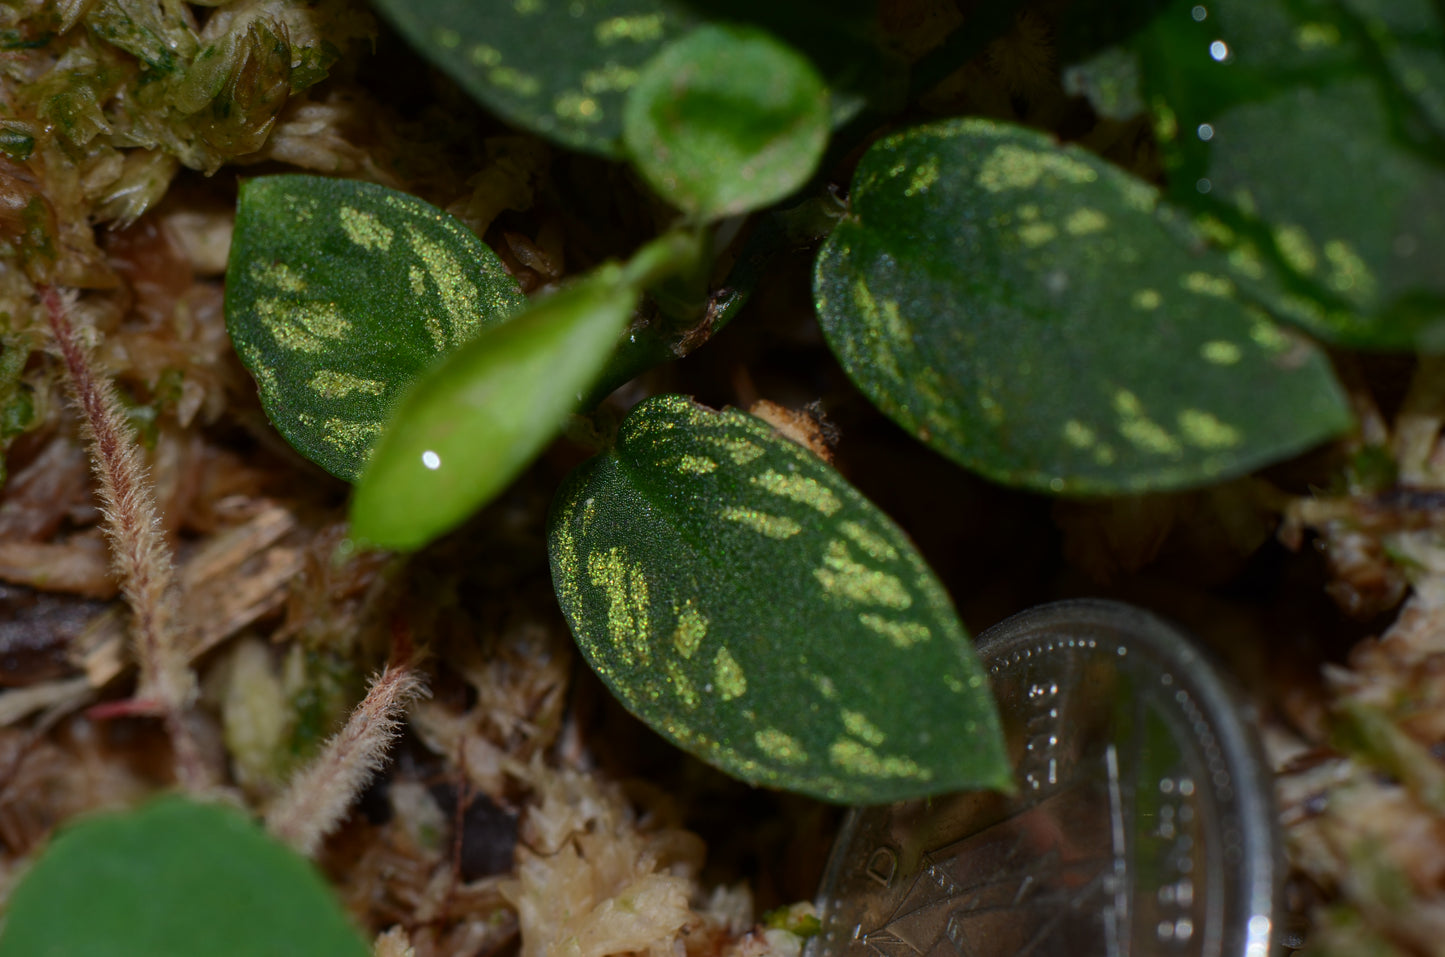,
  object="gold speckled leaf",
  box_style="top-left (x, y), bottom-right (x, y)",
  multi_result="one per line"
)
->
top-left (368, 0), bottom-right (693, 156)
top-left (350, 266), bottom-right (639, 552)
top-left (365, 0), bottom-right (897, 158)
top-left (547, 393), bottom-right (1009, 804)
top-left (225, 175), bottom-right (525, 481)
top-left (815, 119), bottom-right (1354, 495)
